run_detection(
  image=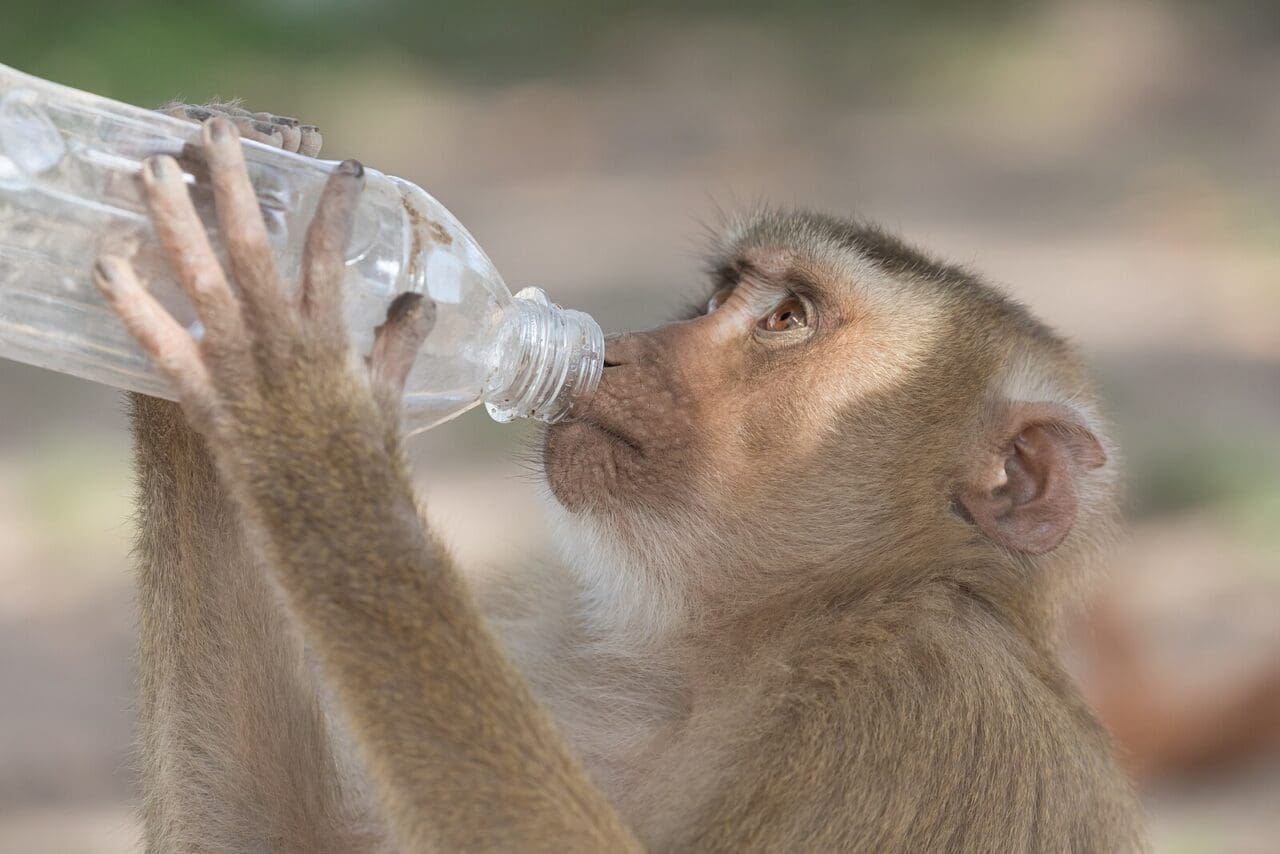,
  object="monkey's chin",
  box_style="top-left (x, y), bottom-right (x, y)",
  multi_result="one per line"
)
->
top-left (542, 417), bottom-right (643, 514)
